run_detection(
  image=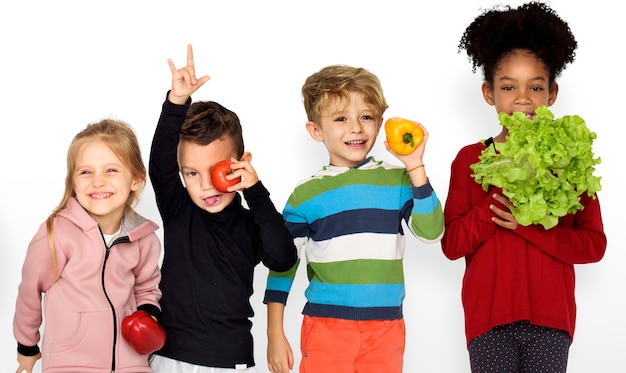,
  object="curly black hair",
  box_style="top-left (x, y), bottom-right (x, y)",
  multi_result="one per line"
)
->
top-left (458, 1), bottom-right (577, 84)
